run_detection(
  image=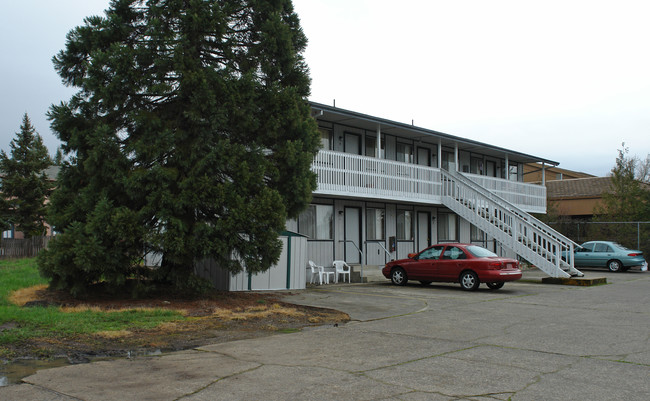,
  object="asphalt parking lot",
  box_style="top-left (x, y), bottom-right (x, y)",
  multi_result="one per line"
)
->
top-left (3, 269), bottom-right (650, 400)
